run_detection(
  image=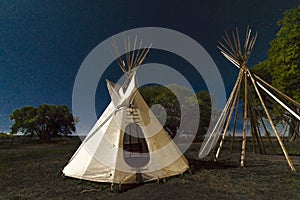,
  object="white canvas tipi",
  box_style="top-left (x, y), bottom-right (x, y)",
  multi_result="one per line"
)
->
top-left (63, 39), bottom-right (189, 184)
